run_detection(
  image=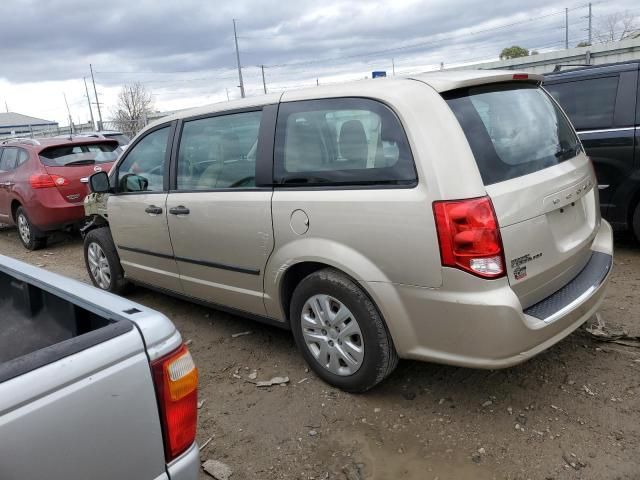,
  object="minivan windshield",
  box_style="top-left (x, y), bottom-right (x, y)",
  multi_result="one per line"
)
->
top-left (444, 83), bottom-right (580, 185)
top-left (39, 142), bottom-right (119, 166)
